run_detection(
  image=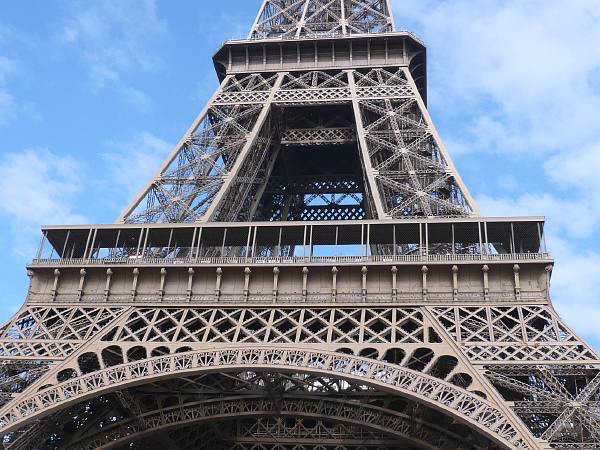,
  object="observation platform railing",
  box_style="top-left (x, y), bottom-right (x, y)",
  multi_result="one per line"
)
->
top-left (32, 217), bottom-right (550, 267)
top-left (31, 252), bottom-right (551, 268)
